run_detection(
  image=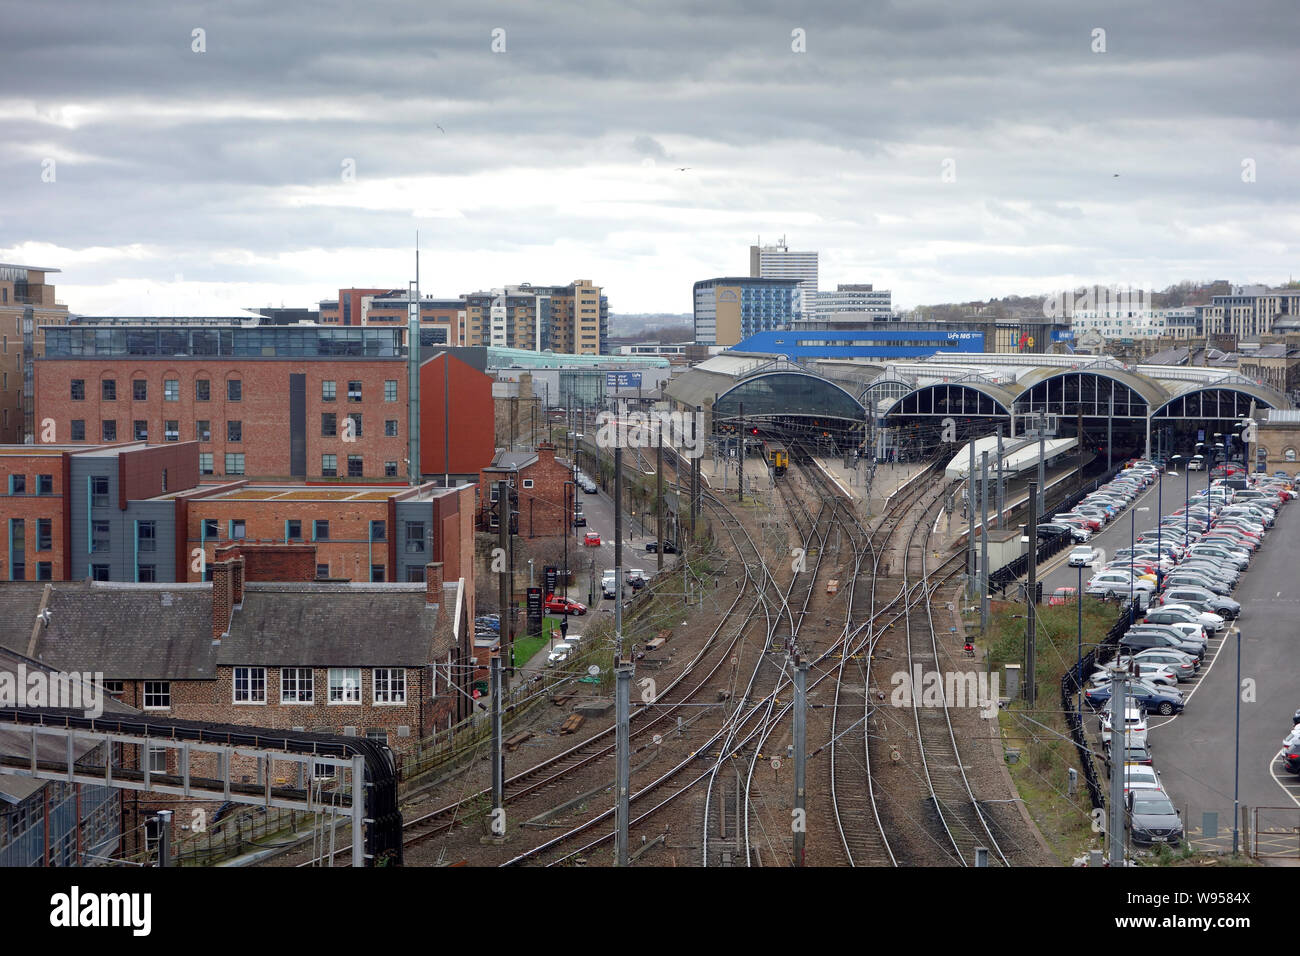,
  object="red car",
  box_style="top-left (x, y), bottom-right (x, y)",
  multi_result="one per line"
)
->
top-left (1048, 587), bottom-right (1078, 606)
top-left (583, 531), bottom-right (601, 547)
top-left (544, 594), bottom-right (587, 615)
